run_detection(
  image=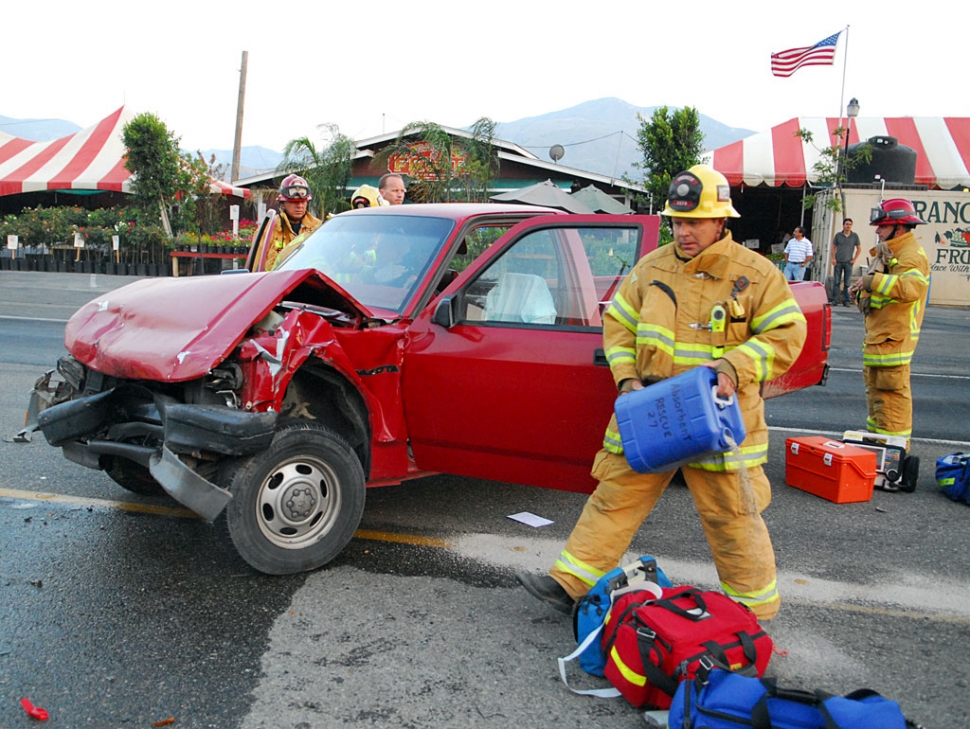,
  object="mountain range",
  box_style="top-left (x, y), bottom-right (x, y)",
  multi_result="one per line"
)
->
top-left (1, 98), bottom-right (755, 182)
top-left (490, 98), bottom-right (755, 180)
